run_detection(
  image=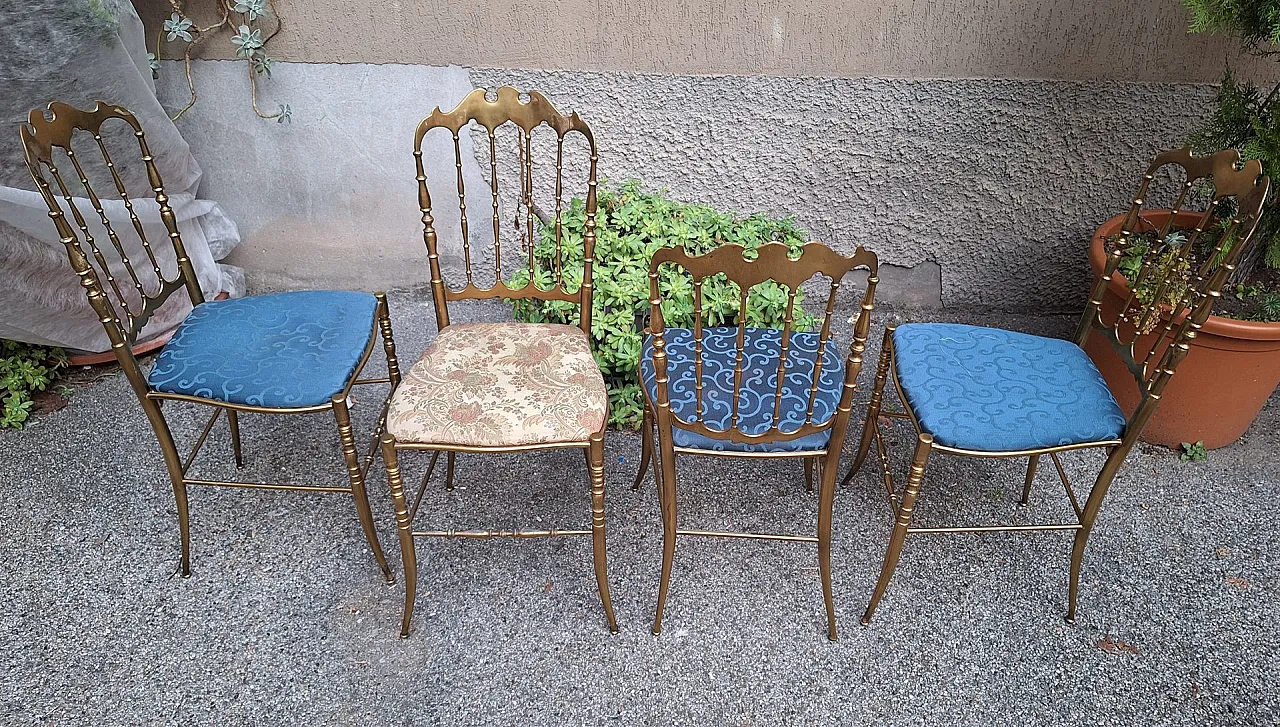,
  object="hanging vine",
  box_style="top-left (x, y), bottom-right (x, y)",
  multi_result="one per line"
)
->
top-left (149, 0), bottom-right (291, 123)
